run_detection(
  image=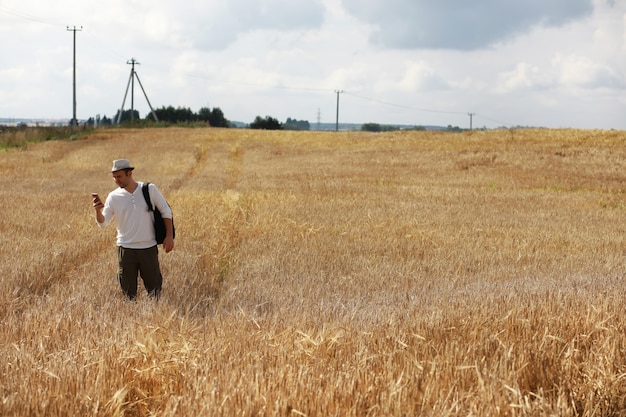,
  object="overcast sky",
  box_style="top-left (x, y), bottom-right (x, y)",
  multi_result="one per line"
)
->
top-left (1, 0), bottom-right (624, 129)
